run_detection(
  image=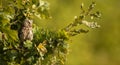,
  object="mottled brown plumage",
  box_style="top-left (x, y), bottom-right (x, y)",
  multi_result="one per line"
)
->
top-left (19, 18), bottom-right (33, 44)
